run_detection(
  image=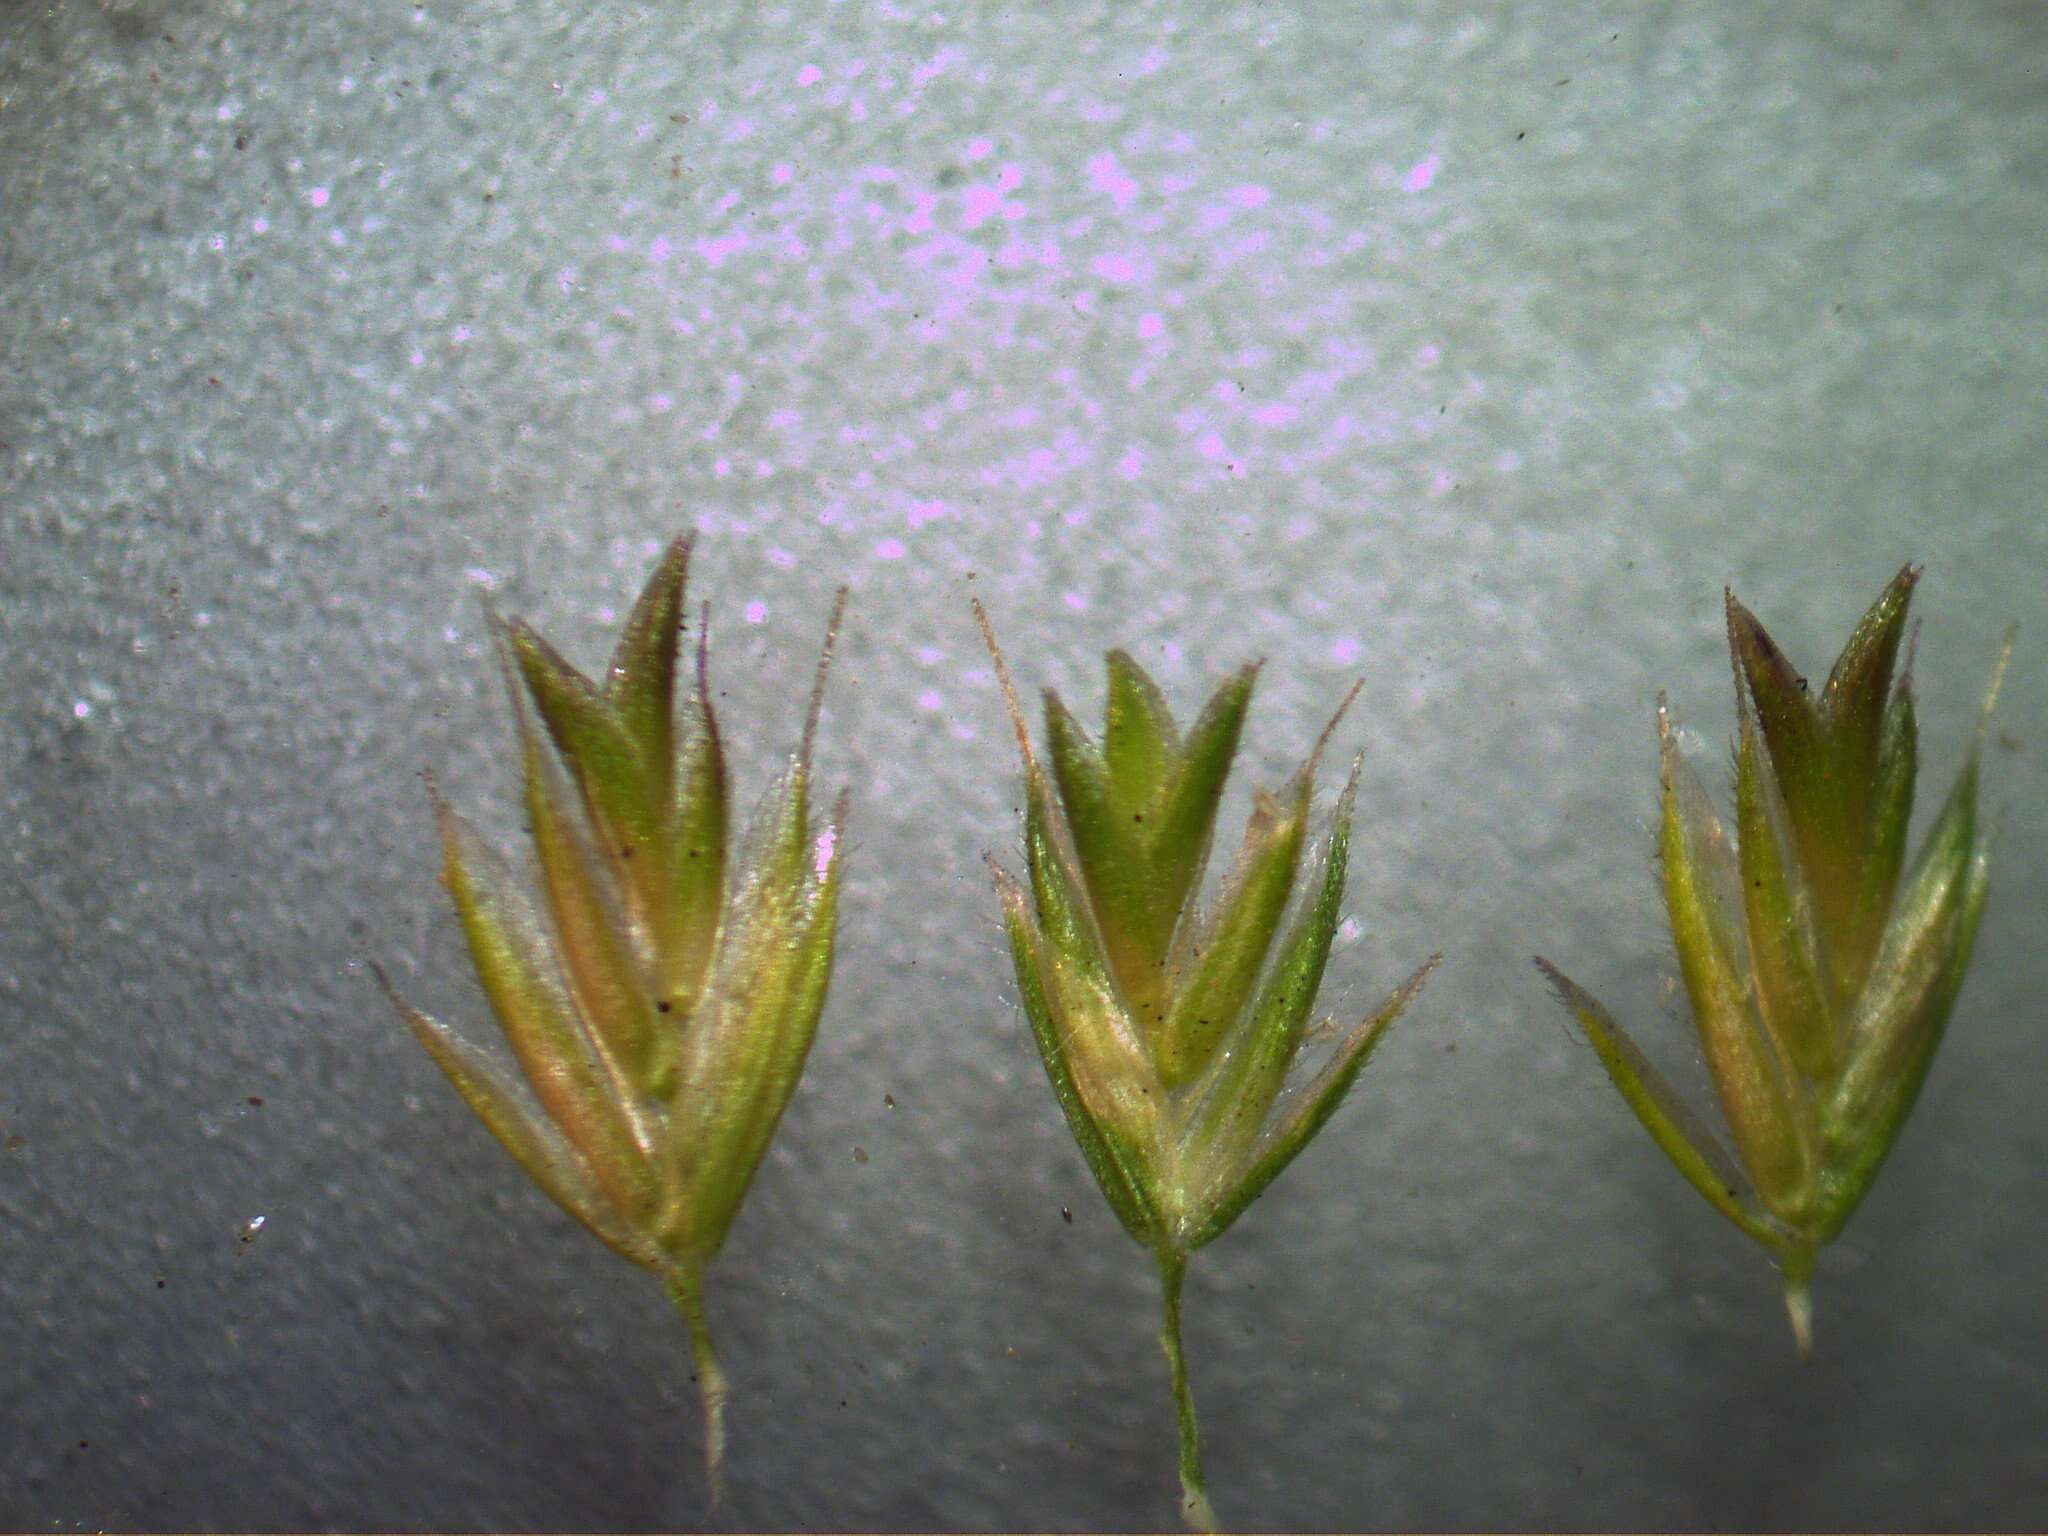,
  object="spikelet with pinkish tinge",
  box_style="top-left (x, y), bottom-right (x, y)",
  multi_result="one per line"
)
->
top-left (976, 601), bottom-right (1437, 1531)
top-left (1540, 566), bottom-right (2011, 1356)
top-left (380, 536), bottom-right (847, 1499)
